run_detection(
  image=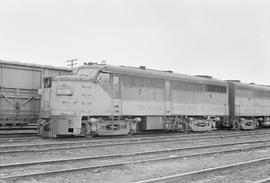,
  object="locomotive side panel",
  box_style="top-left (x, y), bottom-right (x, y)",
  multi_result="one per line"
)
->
top-left (171, 81), bottom-right (202, 115)
top-left (234, 85), bottom-right (270, 116)
top-left (201, 91), bottom-right (228, 115)
top-left (43, 77), bottom-right (112, 117)
top-left (121, 75), bottom-right (165, 115)
top-left (172, 81), bottom-right (228, 116)
top-left (88, 81), bottom-right (113, 116)
top-left (230, 81), bottom-right (270, 129)
top-left (235, 87), bottom-right (254, 116)
top-left (50, 79), bottom-right (90, 115)
top-left (253, 90), bottom-right (270, 116)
